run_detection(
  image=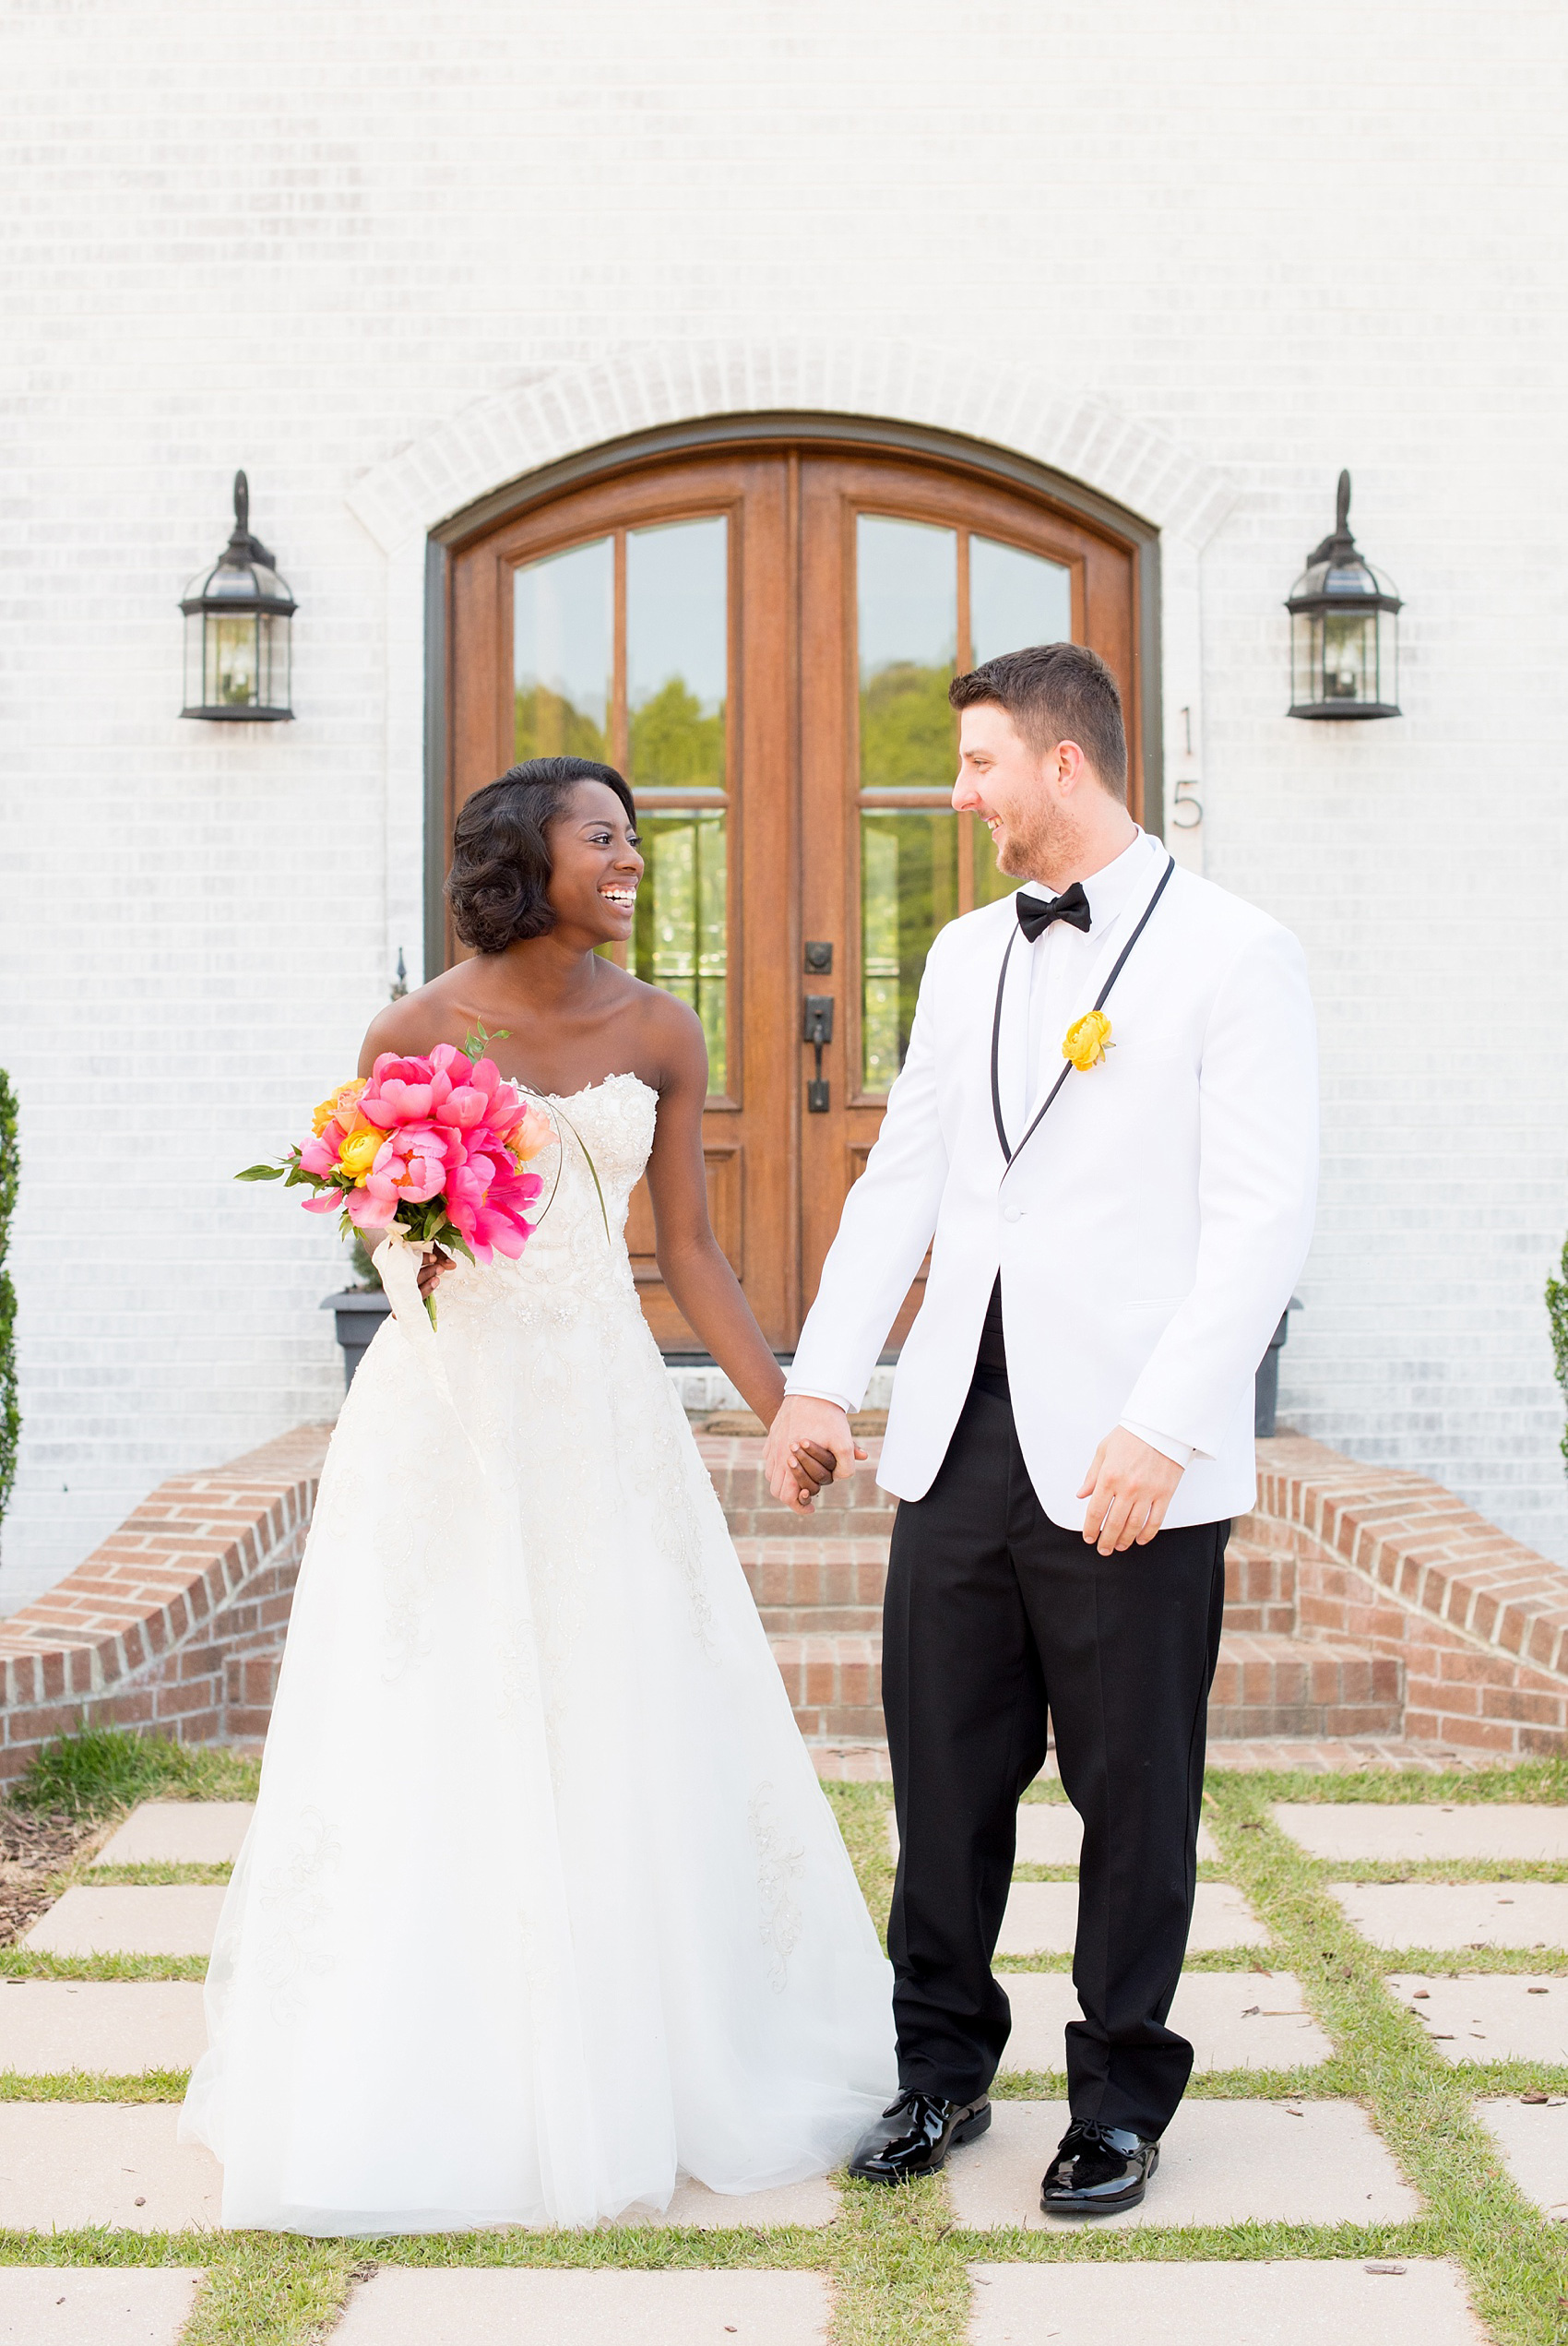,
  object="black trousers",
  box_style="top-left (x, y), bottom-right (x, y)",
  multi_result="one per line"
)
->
top-left (883, 1370), bottom-right (1228, 2138)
